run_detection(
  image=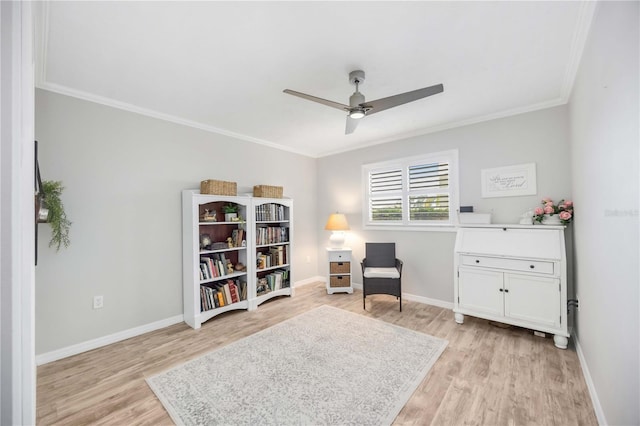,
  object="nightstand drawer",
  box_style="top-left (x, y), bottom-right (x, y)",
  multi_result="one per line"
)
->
top-left (328, 250), bottom-right (351, 262)
top-left (461, 255), bottom-right (554, 275)
top-left (330, 275), bottom-right (351, 287)
top-left (330, 261), bottom-right (351, 274)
